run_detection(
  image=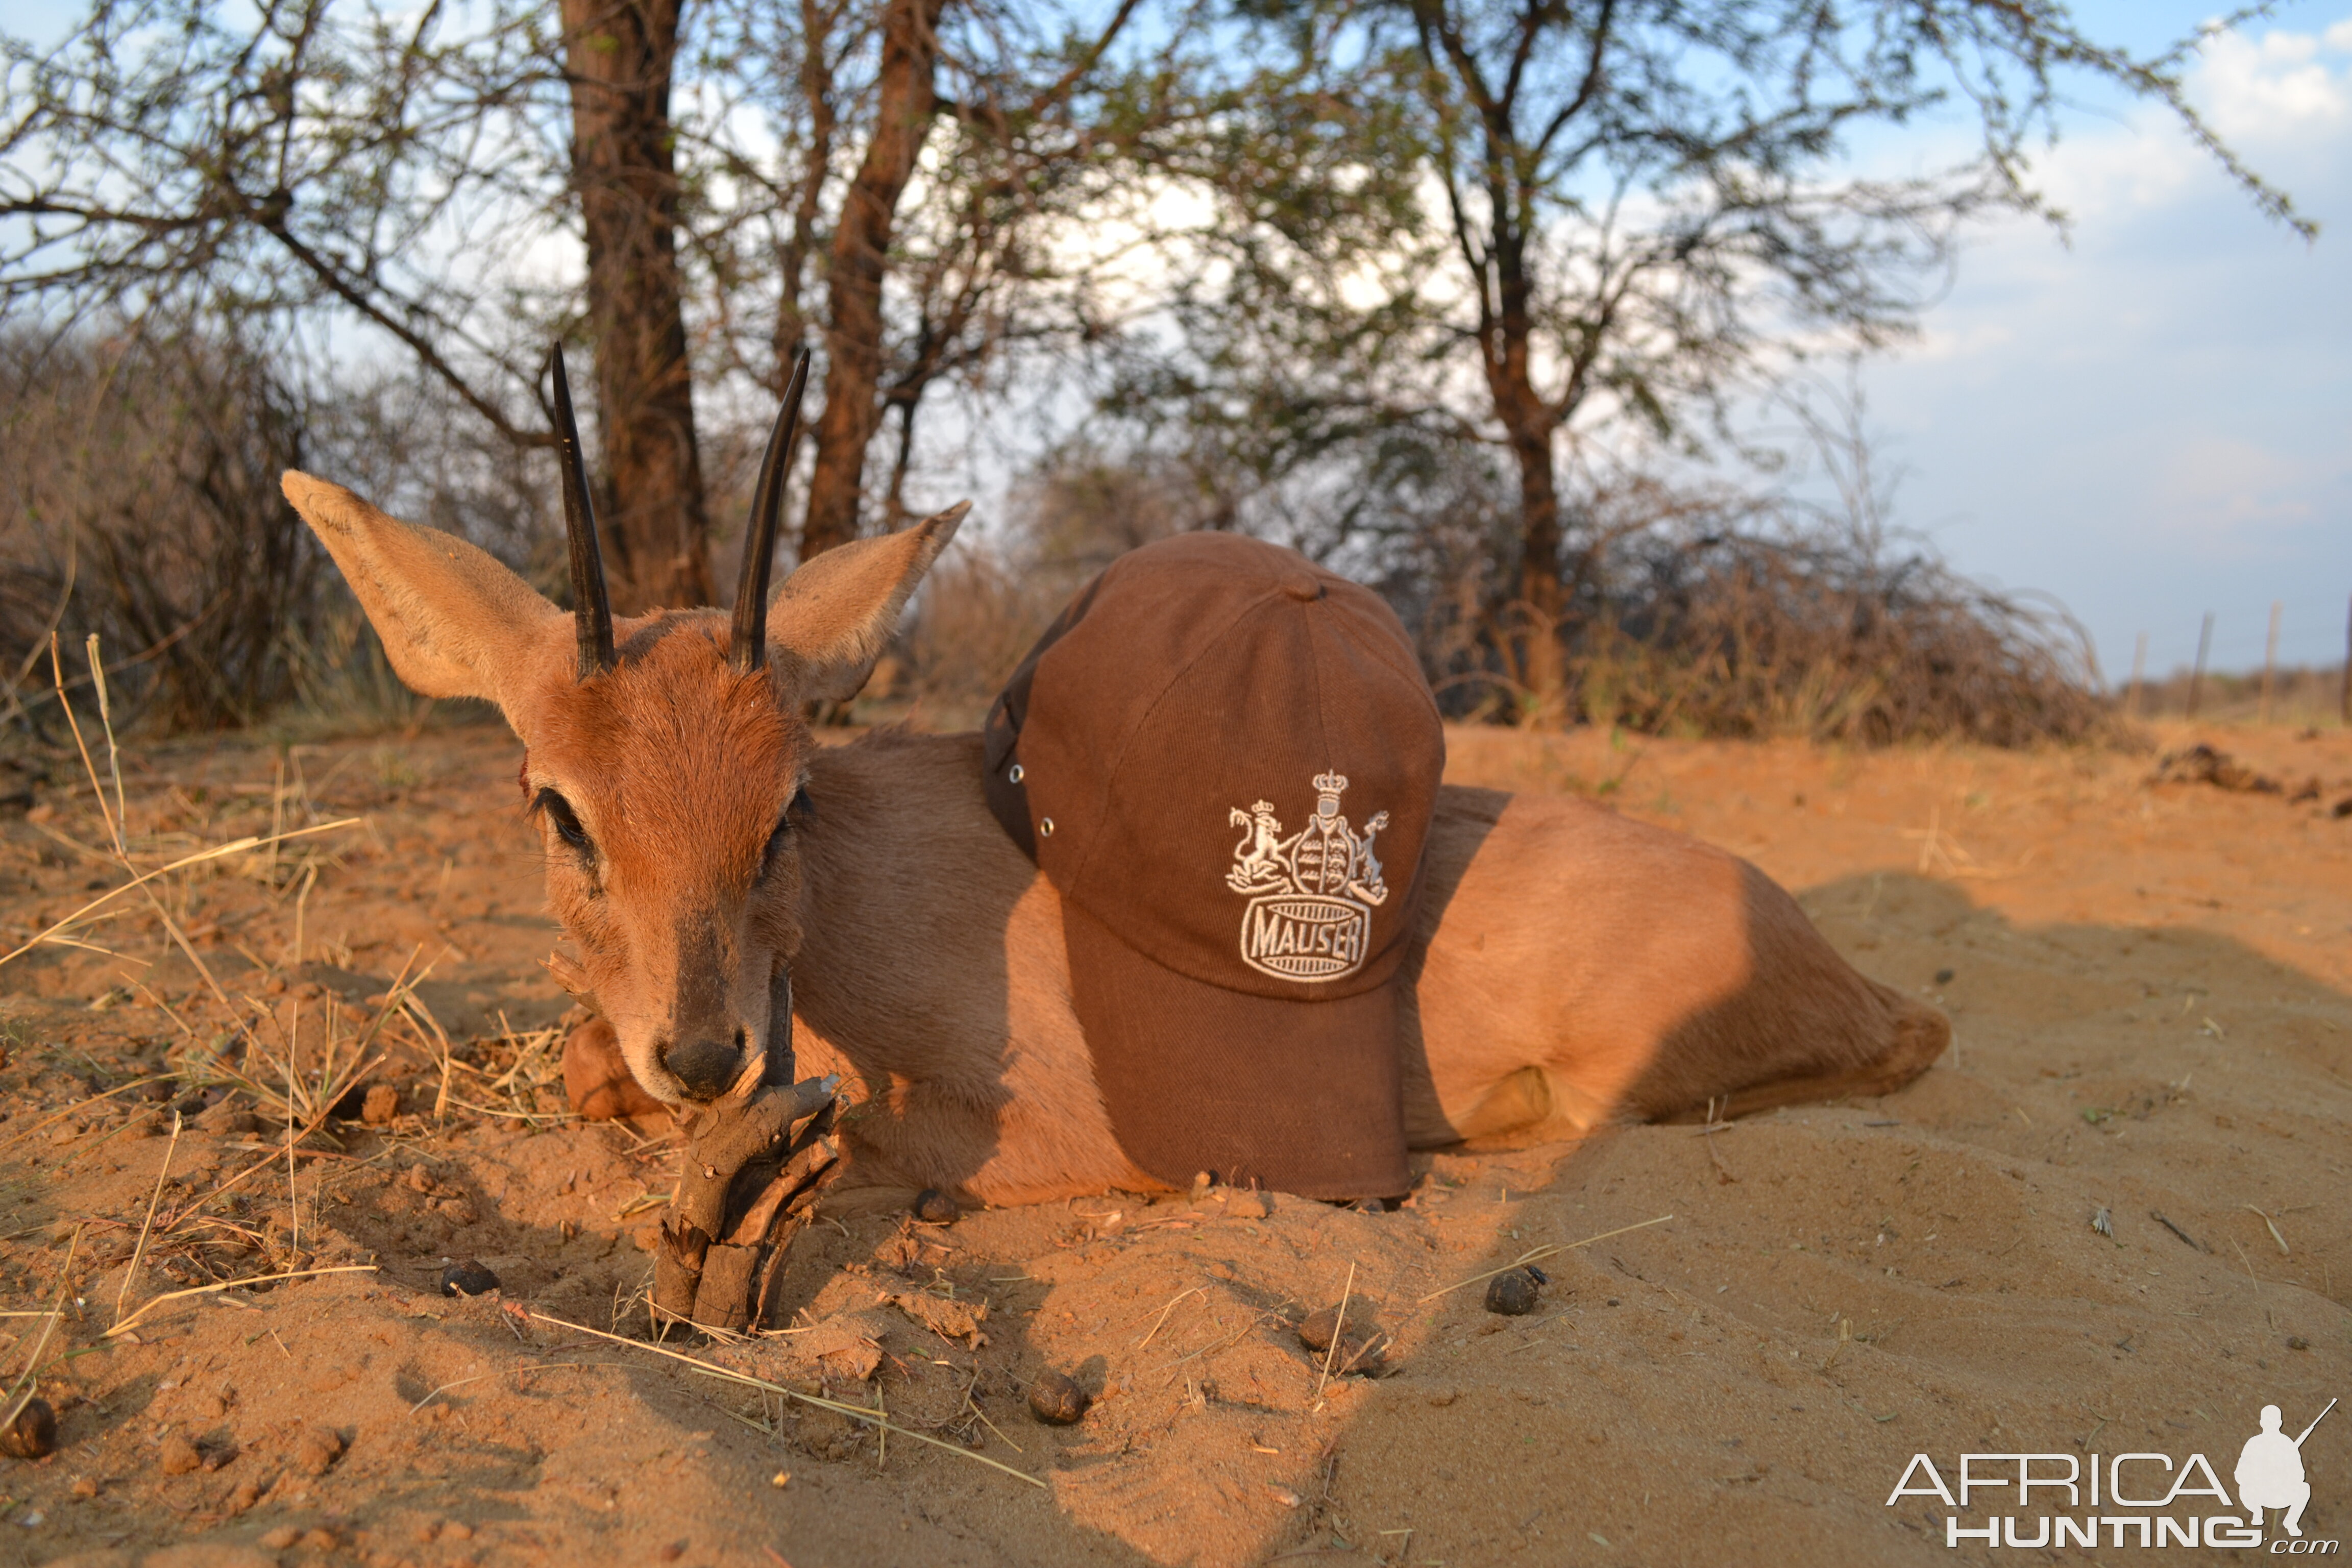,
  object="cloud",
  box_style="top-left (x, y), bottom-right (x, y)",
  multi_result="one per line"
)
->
top-left (1850, 10), bottom-right (2352, 675)
top-left (2194, 21), bottom-right (2351, 140)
